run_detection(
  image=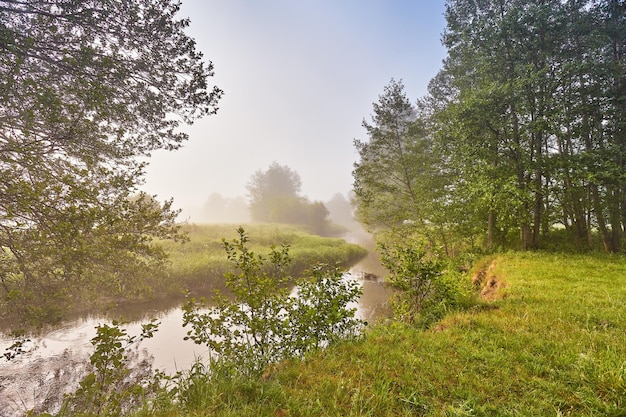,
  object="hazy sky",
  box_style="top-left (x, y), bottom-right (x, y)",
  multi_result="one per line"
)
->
top-left (142, 0), bottom-right (448, 218)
